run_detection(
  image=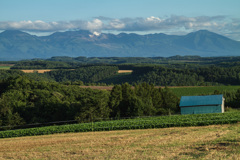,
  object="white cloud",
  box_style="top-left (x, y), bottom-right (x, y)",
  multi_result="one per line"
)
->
top-left (86, 19), bottom-right (103, 31)
top-left (109, 19), bottom-right (125, 29)
top-left (146, 16), bottom-right (162, 22)
top-left (0, 15), bottom-right (239, 40)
